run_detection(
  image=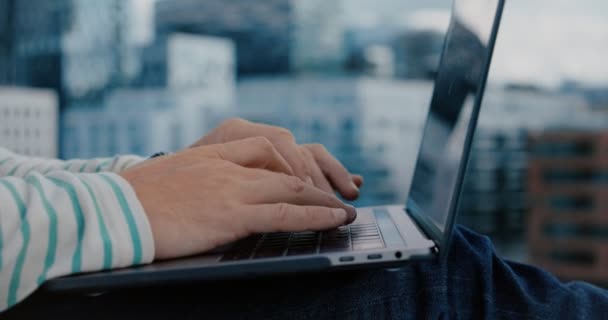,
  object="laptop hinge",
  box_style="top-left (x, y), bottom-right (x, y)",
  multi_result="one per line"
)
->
top-left (405, 206), bottom-right (441, 249)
